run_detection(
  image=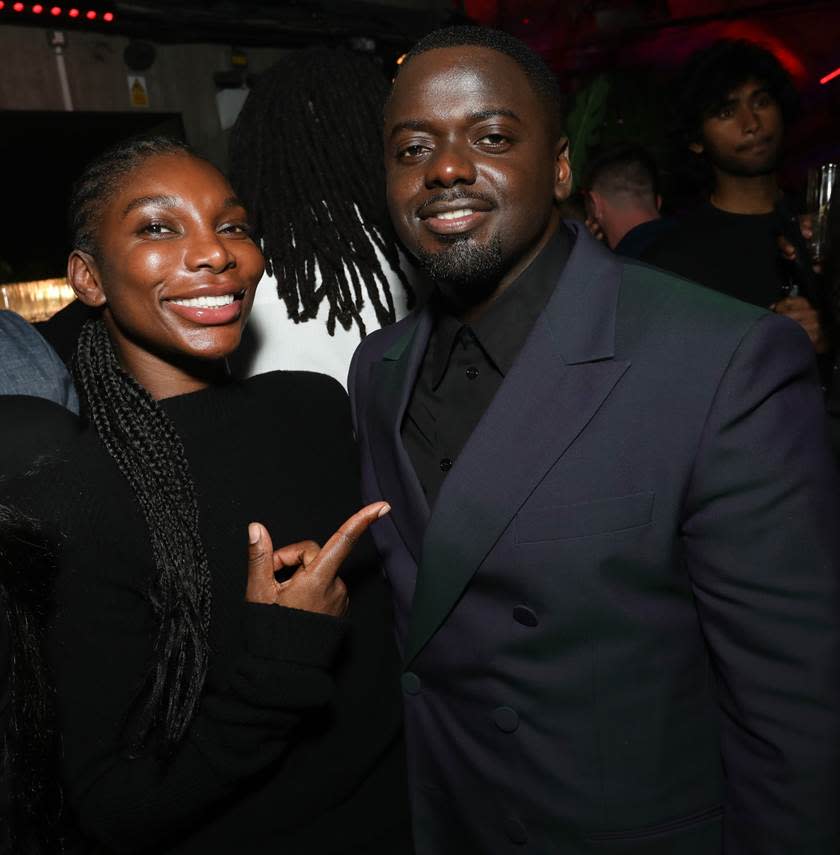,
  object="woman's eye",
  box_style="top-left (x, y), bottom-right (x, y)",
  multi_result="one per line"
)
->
top-left (398, 144), bottom-right (429, 161)
top-left (141, 222), bottom-right (174, 236)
